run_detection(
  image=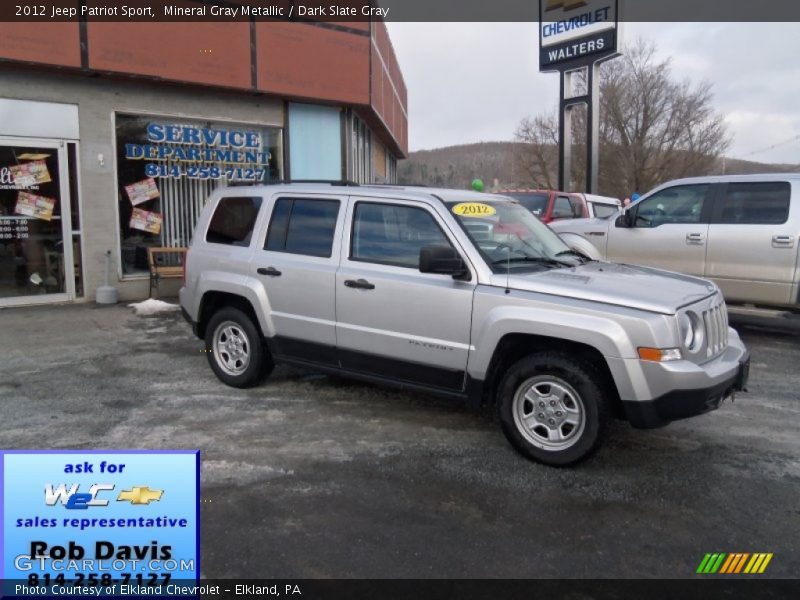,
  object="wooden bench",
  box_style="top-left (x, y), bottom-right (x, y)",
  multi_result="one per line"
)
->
top-left (147, 247), bottom-right (187, 298)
